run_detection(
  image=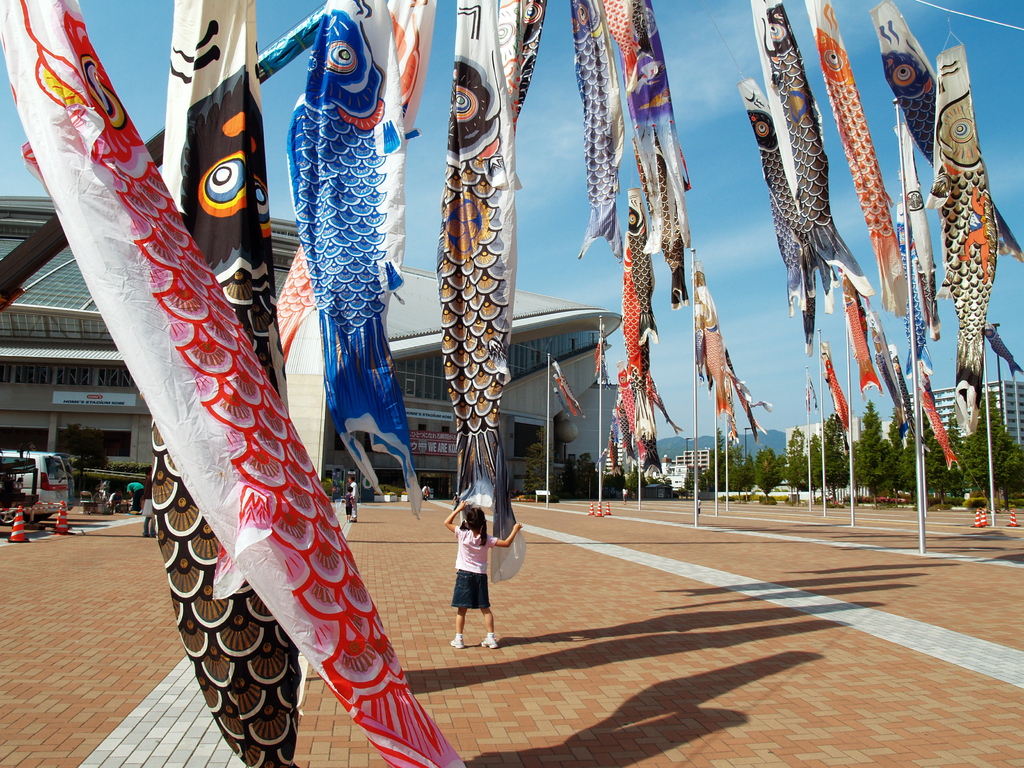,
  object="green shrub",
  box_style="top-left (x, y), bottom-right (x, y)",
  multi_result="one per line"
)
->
top-left (108, 461), bottom-right (150, 475)
top-left (966, 497), bottom-right (988, 509)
